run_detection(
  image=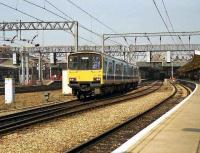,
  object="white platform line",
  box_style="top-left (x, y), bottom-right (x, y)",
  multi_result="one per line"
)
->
top-left (112, 80), bottom-right (198, 153)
